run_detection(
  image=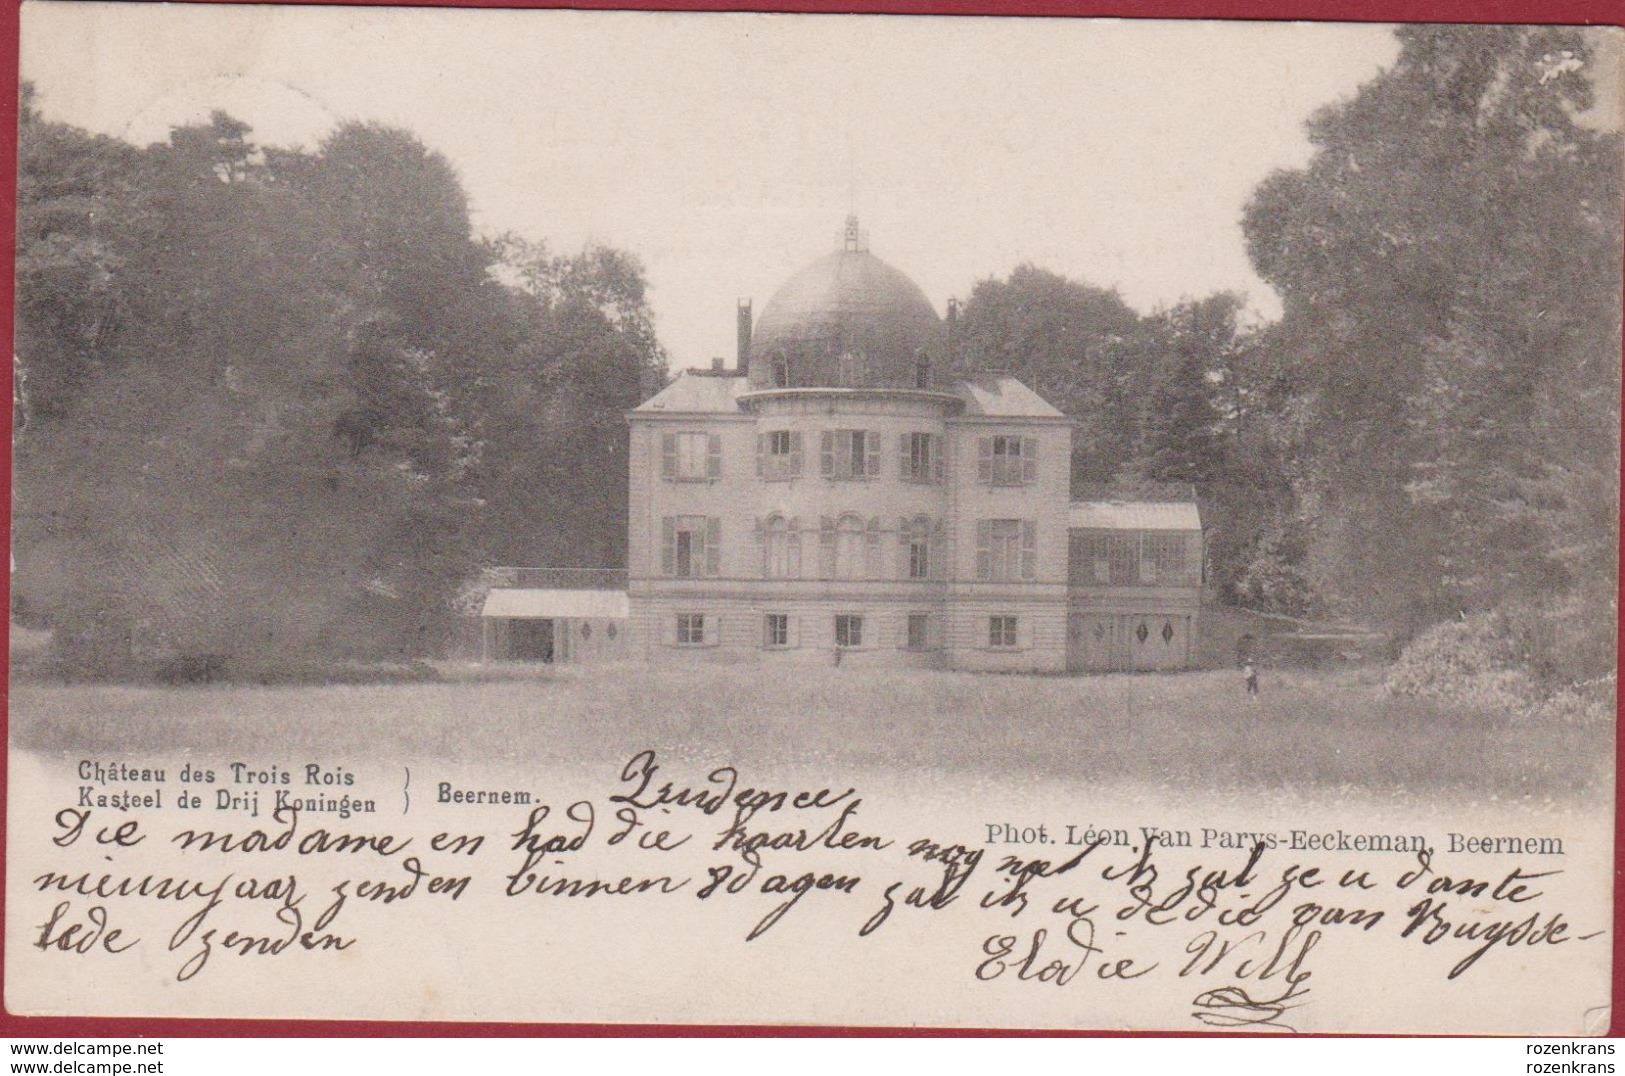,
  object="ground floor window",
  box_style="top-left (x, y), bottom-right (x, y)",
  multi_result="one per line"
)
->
top-left (989, 615), bottom-right (1018, 649)
top-left (764, 613), bottom-right (789, 648)
top-left (677, 613), bottom-right (706, 645)
top-left (906, 613), bottom-right (929, 651)
top-left (835, 614), bottom-right (864, 648)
